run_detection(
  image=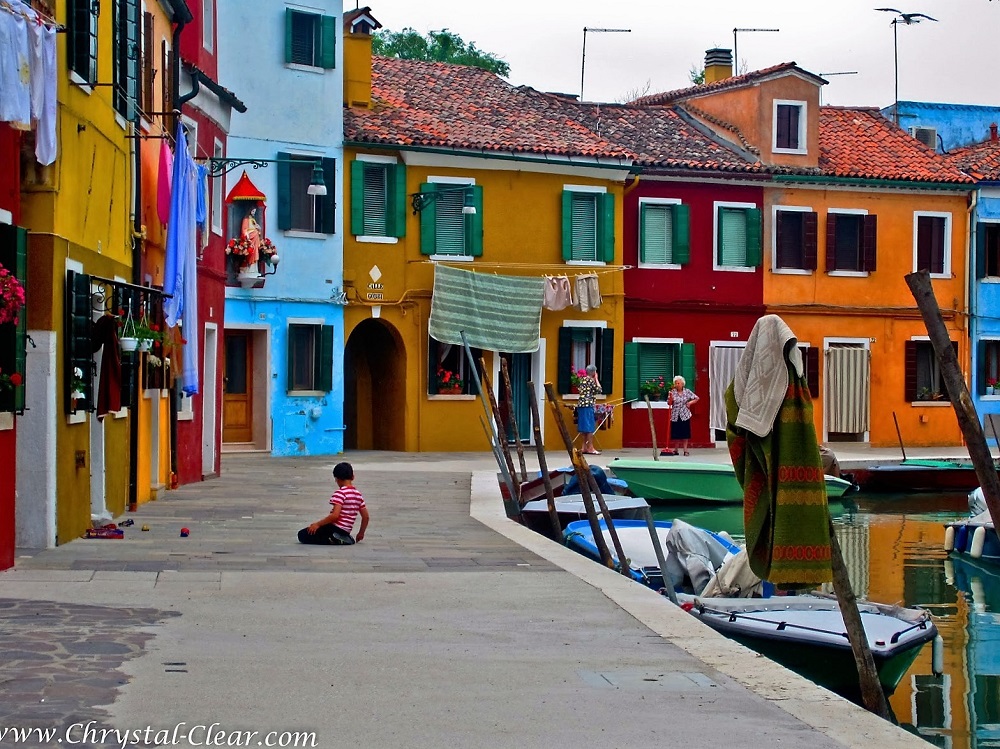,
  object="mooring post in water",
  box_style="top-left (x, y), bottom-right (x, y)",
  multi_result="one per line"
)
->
top-left (892, 411), bottom-right (907, 461)
top-left (905, 270), bottom-right (1000, 529)
top-left (544, 383), bottom-right (613, 568)
top-left (645, 395), bottom-right (659, 460)
top-left (829, 516), bottom-right (891, 718)
top-left (642, 506), bottom-right (677, 604)
top-left (527, 381), bottom-right (562, 540)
